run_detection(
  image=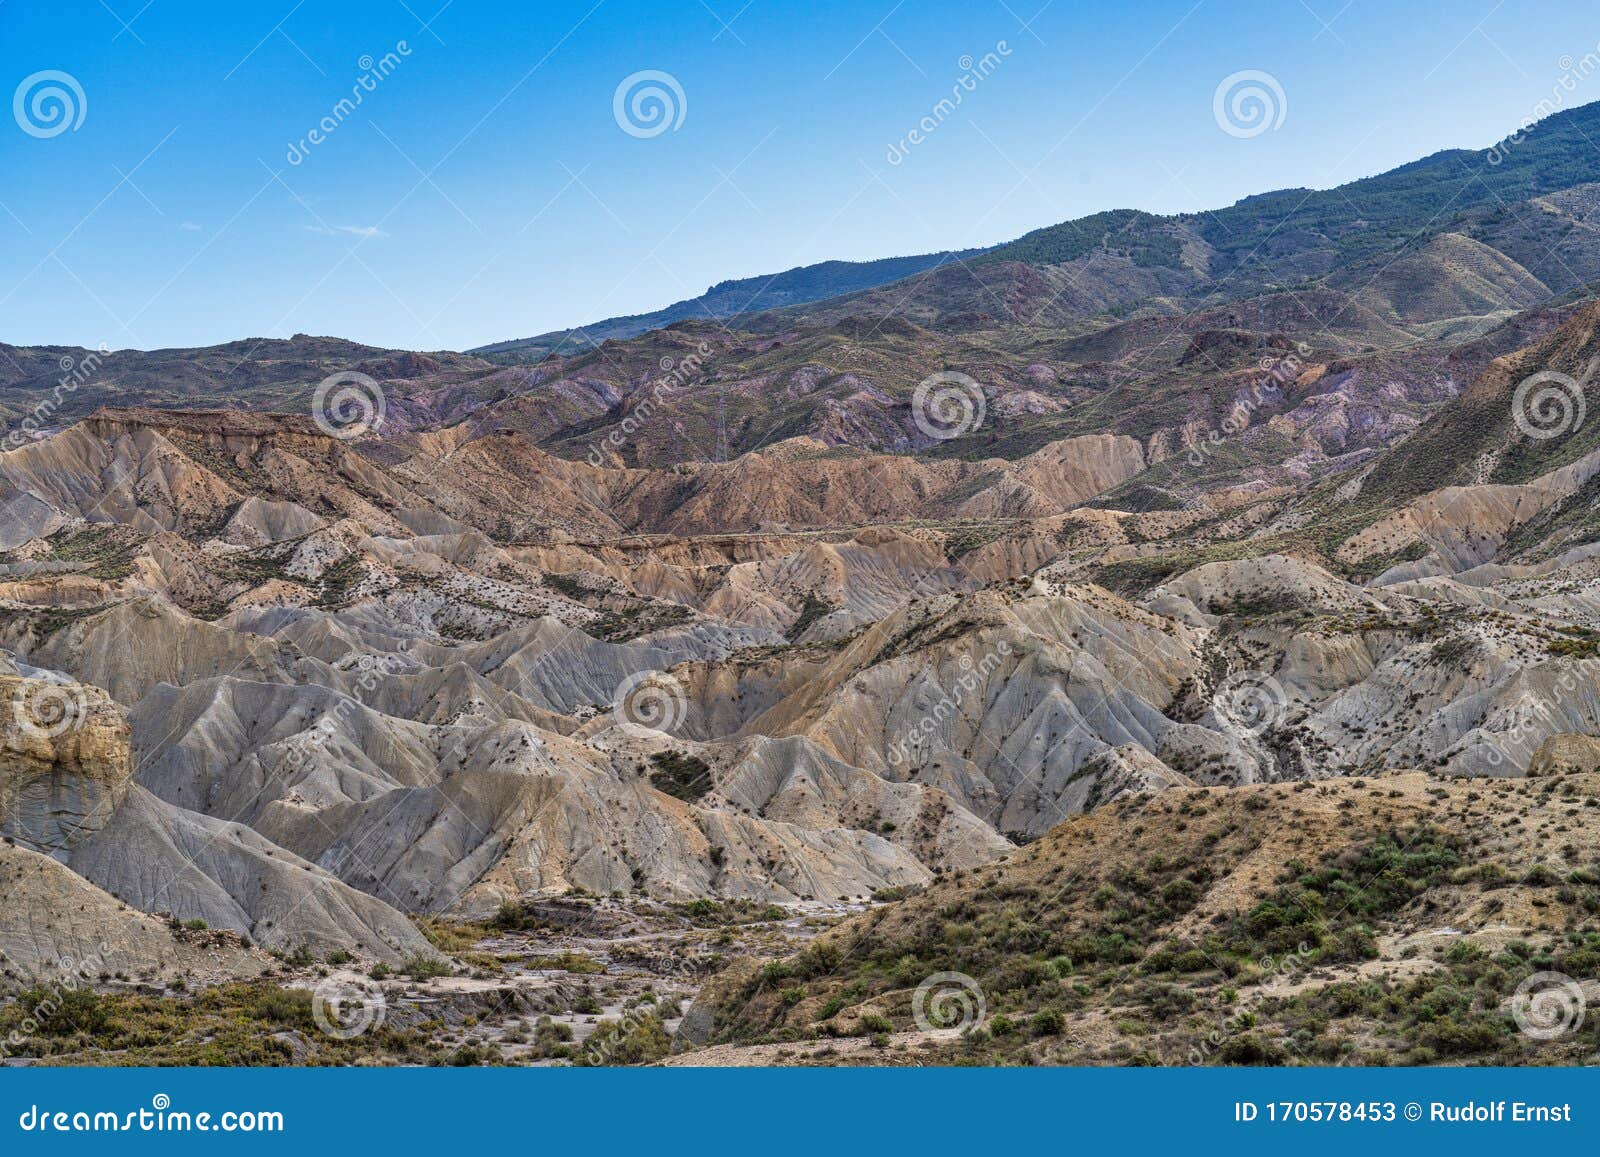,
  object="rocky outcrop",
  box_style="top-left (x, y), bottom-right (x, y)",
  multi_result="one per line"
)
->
top-left (1529, 733), bottom-right (1600, 776)
top-left (0, 674), bottom-right (131, 853)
